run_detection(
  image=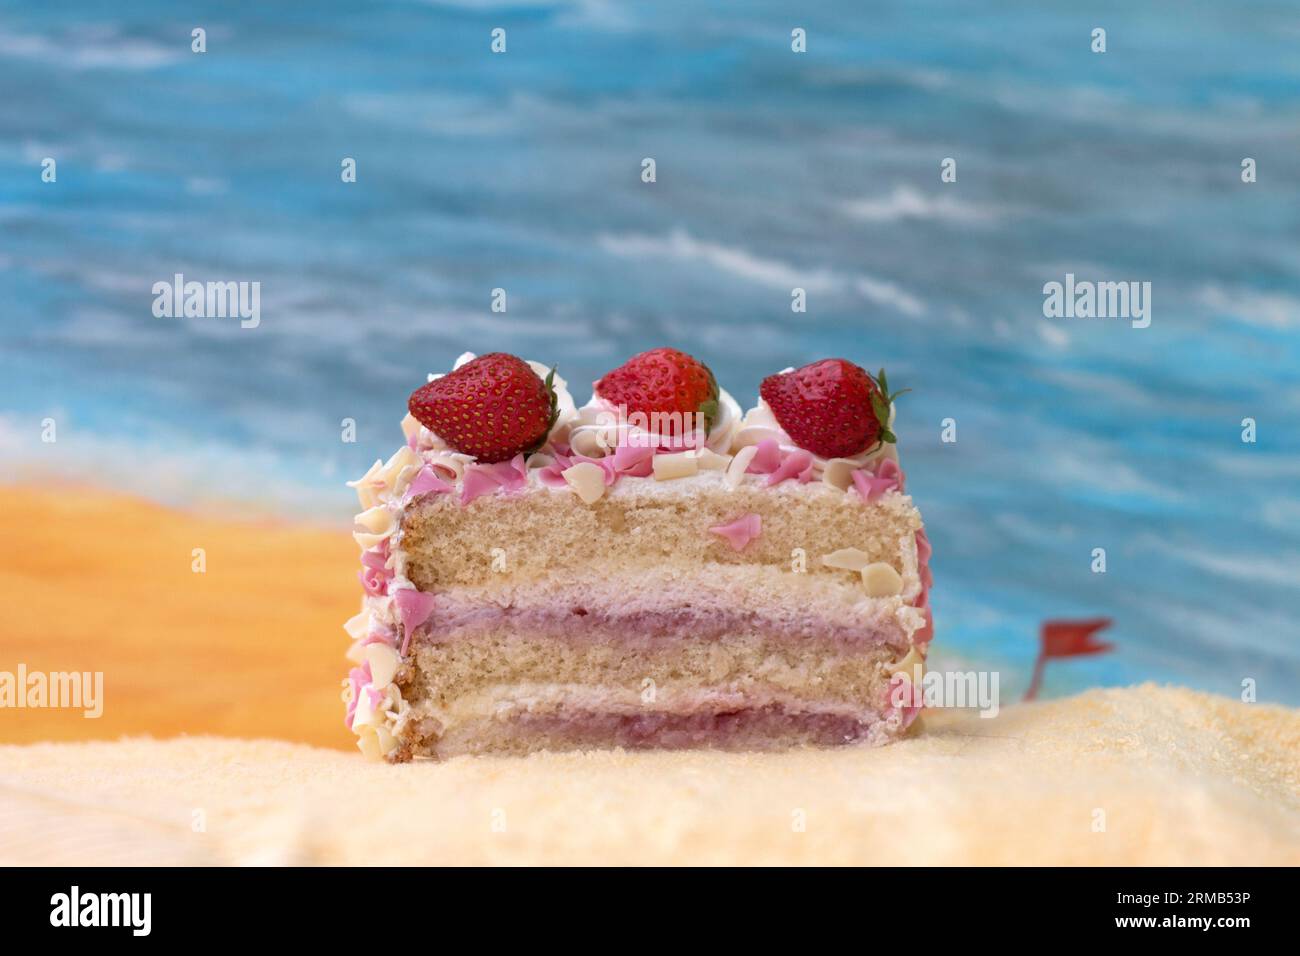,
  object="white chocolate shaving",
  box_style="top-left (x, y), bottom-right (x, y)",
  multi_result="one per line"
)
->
top-left (354, 505), bottom-right (396, 536)
top-left (695, 448), bottom-right (731, 470)
top-left (725, 445), bottom-right (758, 488)
top-left (821, 547), bottom-right (873, 572)
top-left (568, 427), bottom-right (608, 458)
top-left (347, 459), bottom-right (385, 510)
top-left (653, 451), bottom-right (699, 481)
top-left (890, 644), bottom-right (926, 678)
top-left (399, 412), bottom-right (421, 442)
top-left (378, 446), bottom-right (421, 499)
top-left (562, 462), bottom-right (607, 504)
top-left (423, 449), bottom-right (474, 481)
top-left (366, 643), bottom-right (402, 687)
top-left (862, 562), bottom-right (904, 597)
top-left (343, 608), bottom-right (370, 641)
top-left (821, 458), bottom-right (858, 492)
